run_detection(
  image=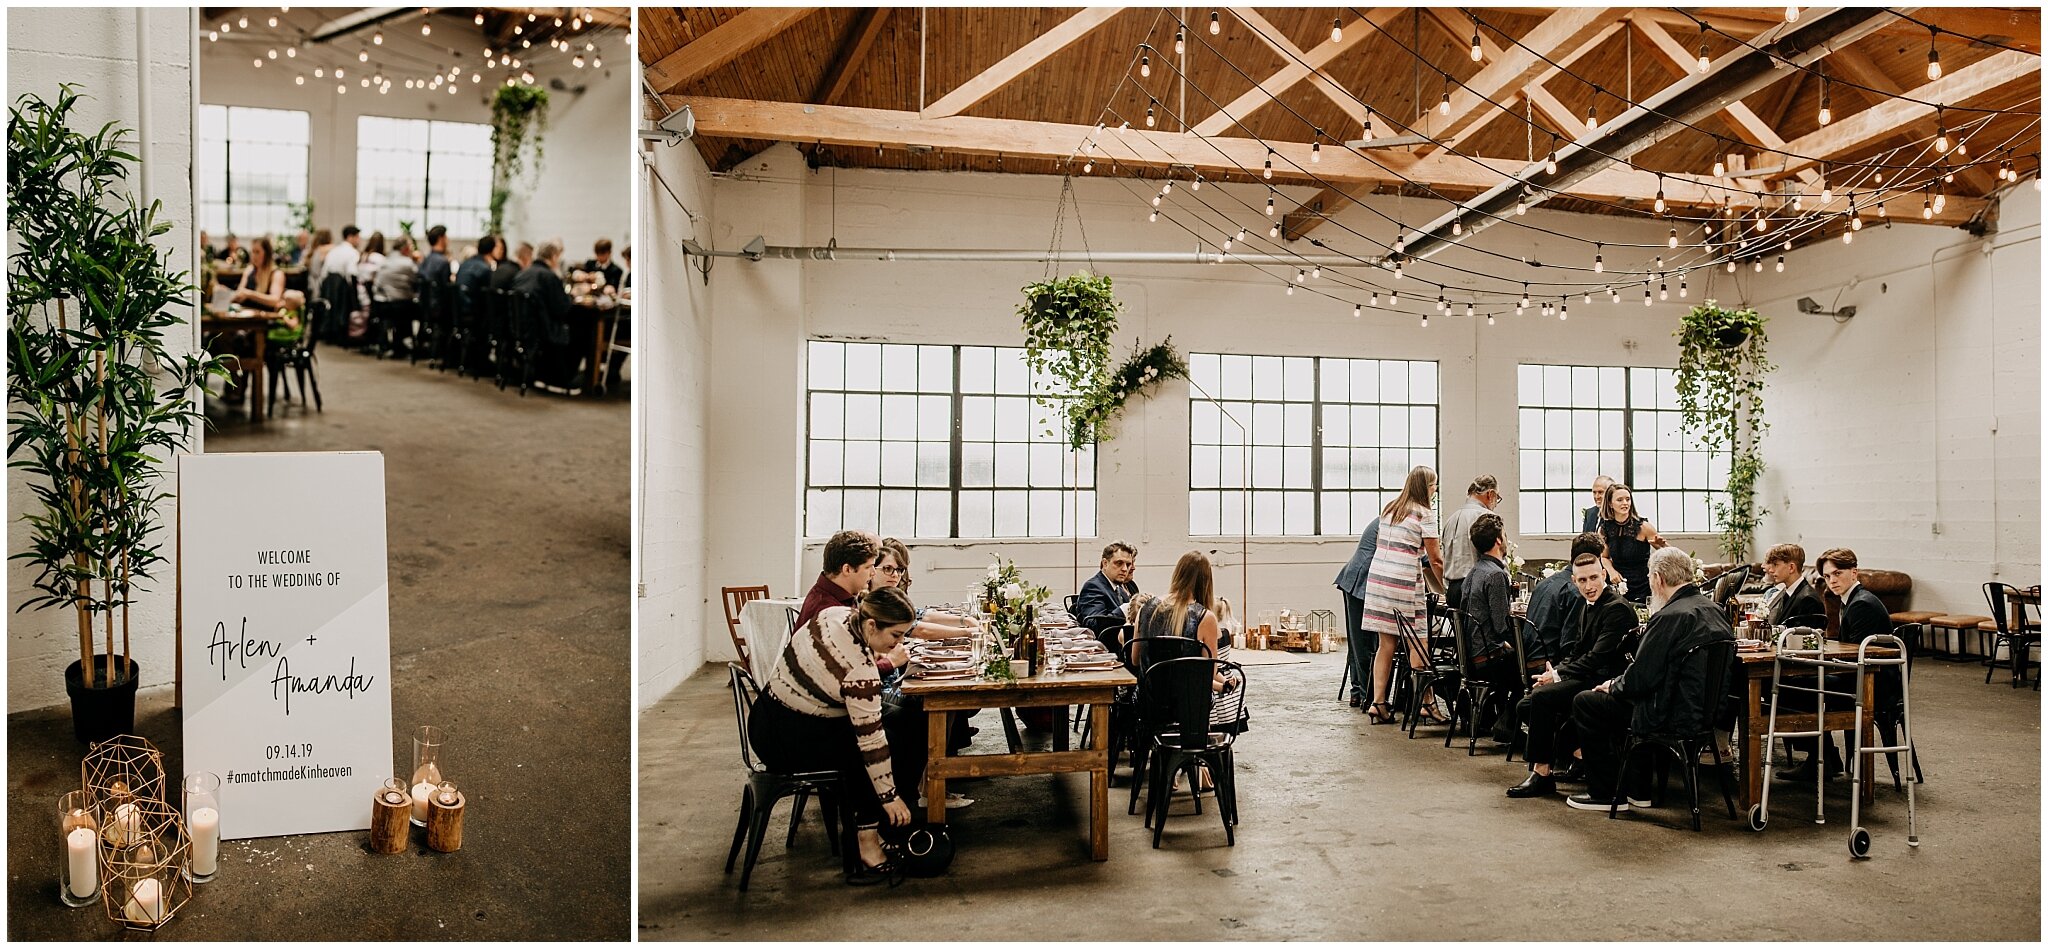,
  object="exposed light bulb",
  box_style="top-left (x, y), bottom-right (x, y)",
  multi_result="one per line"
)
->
top-left (359, 48), bottom-right (369, 62)
top-left (1785, 6), bottom-right (1799, 22)
top-left (1331, 18), bottom-right (1342, 43)
top-left (314, 66), bottom-right (324, 77)
top-left (253, 57), bottom-right (262, 68)
top-left (1680, 278), bottom-right (1689, 297)
top-left (295, 74), bottom-right (304, 85)
top-left (1546, 150), bottom-right (1557, 175)
top-left (1263, 150), bottom-right (1273, 179)
top-left (1286, 283), bottom-right (1294, 295)
top-left (268, 15), bottom-right (277, 27)
top-left (1174, 27), bottom-right (1184, 55)
top-left (337, 83), bottom-right (346, 94)
top-left (1266, 194), bottom-right (1275, 216)
top-left (1644, 288), bottom-right (1653, 306)
top-left (1654, 182), bottom-right (1666, 214)
top-left (1712, 157), bottom-right (1725, 177)
top-left (1697, 43), bottom-right (1711, 73)
top-left (1269, 223), bottom-right (1279, 238)
top-left (1466, 302), bottom-right (1475, 318)
top-left (237, 14), bottom-right (247, 28)
top-left (1140, 54), bottom-right (1150, 78)
top-left (1585, 102), bottom-right (1598, 131)
top-left (1776, 255), bottom-right (1785, 272)
top-left (1422, 313), bottom-right (1430, 328)
top-left (286, 46), bottom-right (296, 58)
top-left (1669, 227), bottom-right (1679, 249)
top-left (1312, 265), bottom-right (1322, 279)
top-left (373, 30), bottom-right (383, 45)
top-left (422, 20), bottom-right (431, 36)
top-left (1593, 245), bottom-right (1603, 273)
top-left (1470, 31), bottom-right (1482, 62)
top-left (1311, 140), bottom-right (1321, 163)
top-left (1440, 91), bottom-right (1451, 116)
top-left (1362, 109), bottom-right (1374, 140)
top-left (1148, 209), bottom-right (1158, 222)
top-left (1145, 104), bottom-right (1155, 127)
top-left (1452, 214), bottom-right (1462, 237)
top-left (475, 12), bottom-right (485, 25)
top-left (1209, 11), bottom-right (1220, 35)
top-left (1295, 270), bottom-right (1306, 284)
top-left (1660, 282), bottom-right (1669, 301)
top-left (1192, 175), bottom-right (1201, 191)
top-left (208, 30), bottom-right (218, 41)
top-left (1355, 304), bottom-right (1363, 318)
top-left (1560, 303), bottom-right (1569, 320)
top-left (1927, 36), bottom-right (1941, 81)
